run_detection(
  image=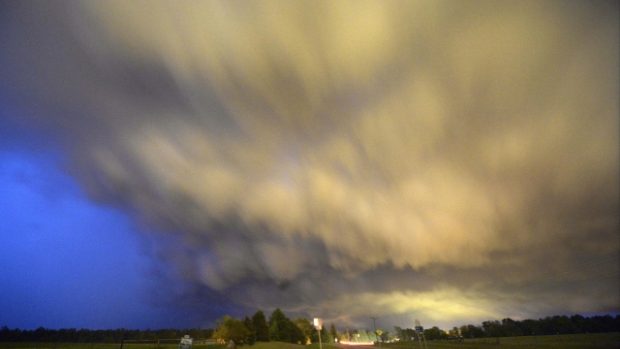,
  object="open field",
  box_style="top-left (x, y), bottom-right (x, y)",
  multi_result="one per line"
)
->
top-left (0, 342), bottom-right (323, 349)
top-left (1, 334), bottom-right (619, 349)
top-left (251, 343), bottom-right (339, 349)
top-left (0, 341), bottom-right (339, 349)
top-left (0, 343), bottom-right (225, 349)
